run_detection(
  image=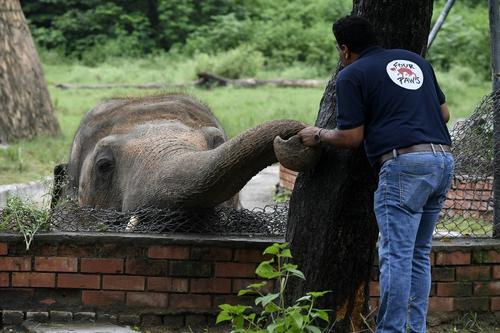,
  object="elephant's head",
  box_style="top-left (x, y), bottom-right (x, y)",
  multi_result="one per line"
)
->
top-left (57, 93), bottom-right (319, 211)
